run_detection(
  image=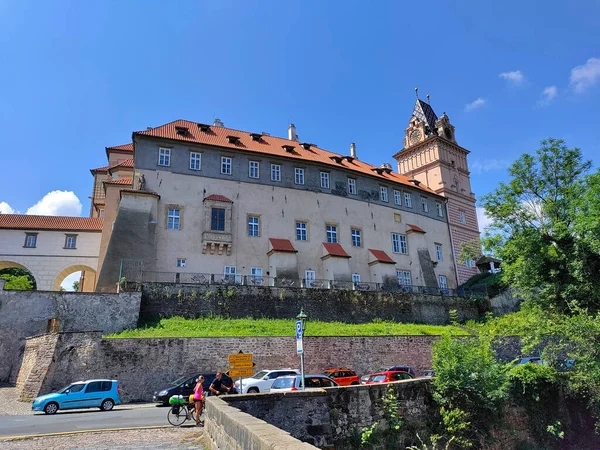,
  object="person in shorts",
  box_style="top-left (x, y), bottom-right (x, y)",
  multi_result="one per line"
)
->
top-left (193, 375), bottom-right (205, 426)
